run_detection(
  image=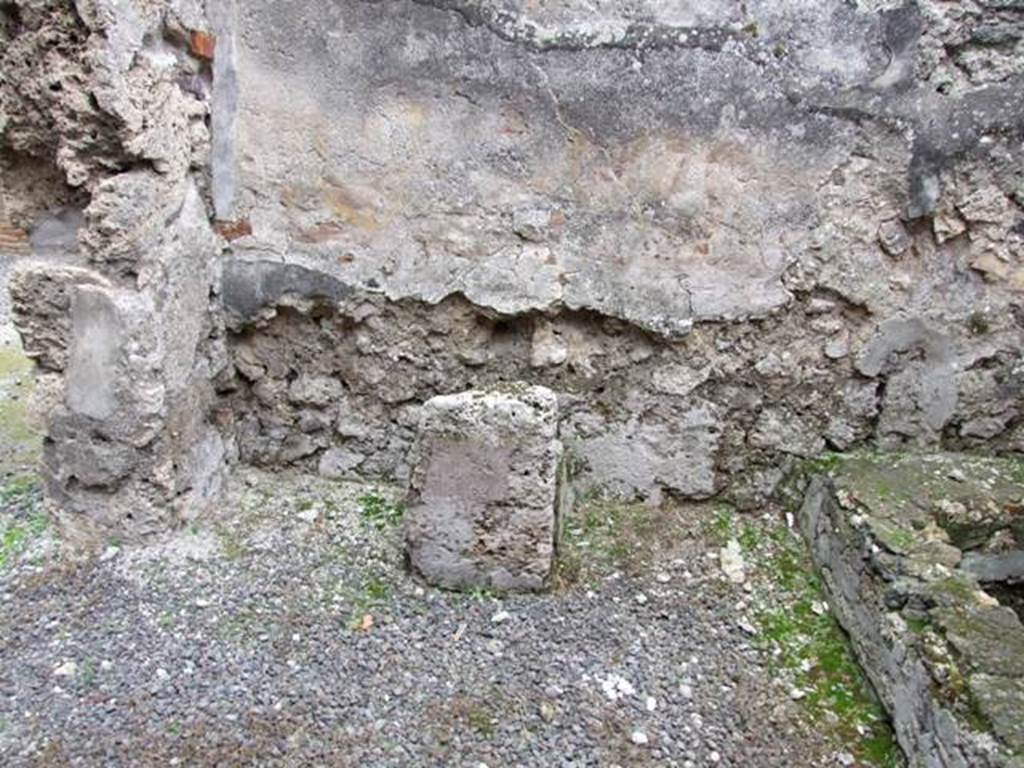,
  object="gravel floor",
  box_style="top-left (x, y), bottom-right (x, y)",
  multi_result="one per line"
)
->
top-left (0, 468), bottom-right (899, 767)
